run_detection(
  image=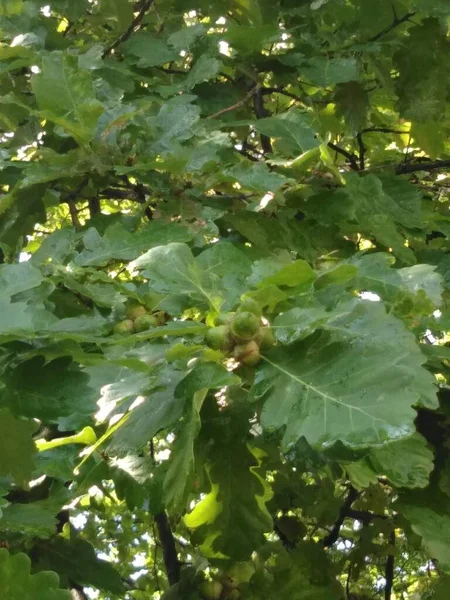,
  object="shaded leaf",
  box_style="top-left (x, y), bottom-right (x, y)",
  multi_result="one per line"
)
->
top-left (0, 549), bottom-right (70, 600)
